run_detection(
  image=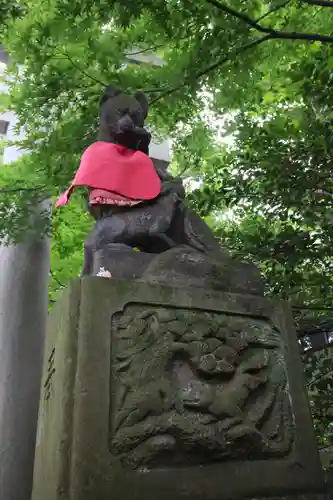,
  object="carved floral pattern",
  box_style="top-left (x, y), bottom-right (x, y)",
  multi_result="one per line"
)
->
top-left (110, 306), bottom-right (294, 469)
